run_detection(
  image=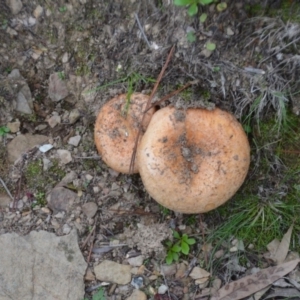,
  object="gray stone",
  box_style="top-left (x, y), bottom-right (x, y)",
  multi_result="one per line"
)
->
top-left (48, 115), bottom-right (61, 128)
top-left (0, 229), bottom-right (87, 300)
top-left (5, 0), bottom-right (23, 14)
top-left (48, 73), bottom-right (69, 102)
top-left (126, 289), bottom-right (147, 300)
top-left (57, 149), bottom-right (72, 164)
top-left (82, 202), bottom-right (98, 218)
top-left (0, 194), bottom-right (11, 207)
top-left (16, 89), bottom-right (32, 114)
top-left (47, 187), bottom-right (78, 214)
top-left (68, 108), bottom-right (81, 124)
top-left (127, 255), bottom-right (144, 267)
top-left (7, 134), bottom-right (48, 163)
top-left (68, 135), bottom-right (81, 147)
top-left (94, 260), bottom-right (131, 285)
